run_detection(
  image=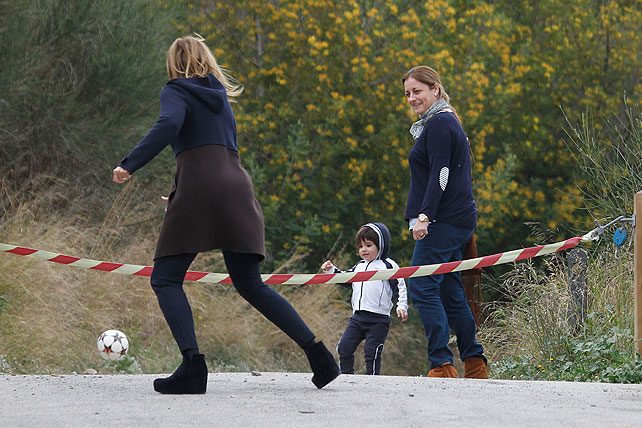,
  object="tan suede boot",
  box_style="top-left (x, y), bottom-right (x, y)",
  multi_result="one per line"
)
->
top-left (427, 362), bottom-right (459, 378)
top-left (464, 357), bottom-right (488, 379)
